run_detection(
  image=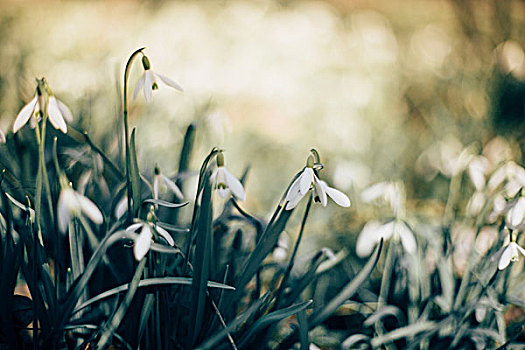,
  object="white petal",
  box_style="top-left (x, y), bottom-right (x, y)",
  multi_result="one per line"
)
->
top-left (144, 70), bottom-right (153, 102)
top-left (285, 191), bottom-right (304, 210)
top-left (224, 168), bottom-right (246, 201)
top-left (162, 174), bottom-right (184, 199)
top-left (0, 129), bottom-right (5, 144)
top-left (56, 98), bottom-right (73, 122)
top-left (155, 225), bottom-right (175, 246)
top-left (314, 178), bottom-right (328, 206)
top-left (134, 225), bottom-right (152, 261)
top-left (324, 183), bottom-right (351, 207)
top-left (153, 175), bottom-right (160, 200)
top-left (58, 190), bottom-right (73, 233)
top-left (510, 197), bottom-right (525, 228)
top-left (299, 168), bottom-right (314, 195)
top-left (397, 221), bottom-right (417, 254)
top-left (217, 188), bottom-right (229, 198)
top-left (154, 72), bottom-right (184, 92)
top-left (77, 194), bottom-right (103, 224)
top-left (517, 243), bottom-right (525, 257)
top-left (361, 182), bottom-right (388, 203)
top-left (126, 223), bottom-right (143, 232)
top-left (356, 220), bottom-right (383, 257)
top-left (115, 196), bottom-right (128, 219)
top-left (47, 97), bottom-right (67, 133)
top-left (13, 96), bottom-right (38, 133)
top-left (133, 74), bottom-right (145, 101)
top-left (285, 176), bottom-right (302, 203)
top-left (498, 245), bottom-right (513, 270)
